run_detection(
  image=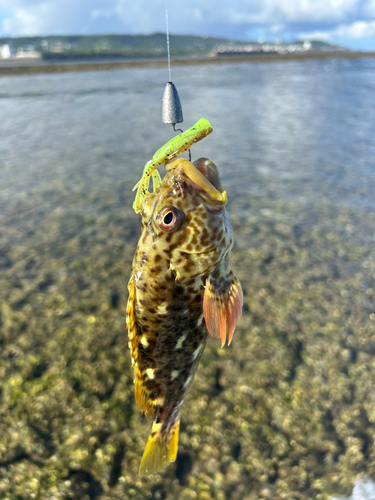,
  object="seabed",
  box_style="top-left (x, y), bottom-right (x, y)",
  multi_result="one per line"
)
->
top-left (1, 171), bottom-right (375, 499)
